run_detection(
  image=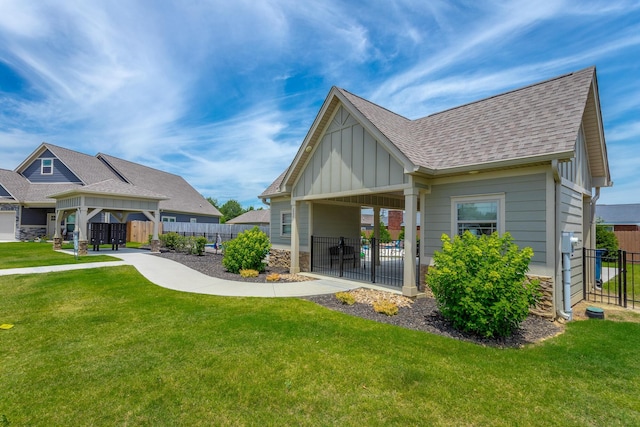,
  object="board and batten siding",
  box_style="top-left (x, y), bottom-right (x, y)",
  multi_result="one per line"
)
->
top-left (558, 126), bottom-right (591, 190)
top-left (293, 106), bottom-right (406, 199)
top-left (422, 173), bottom-right (547, 265)
top-left (559, 183), bottom-right (585, 305)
